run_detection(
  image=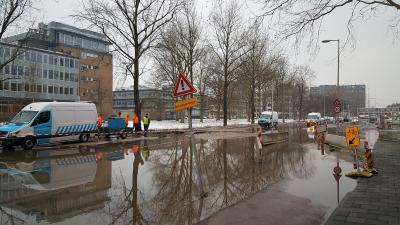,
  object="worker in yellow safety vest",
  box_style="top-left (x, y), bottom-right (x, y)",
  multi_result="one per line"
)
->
top-left (143, 113), bottom-right (150, 136)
